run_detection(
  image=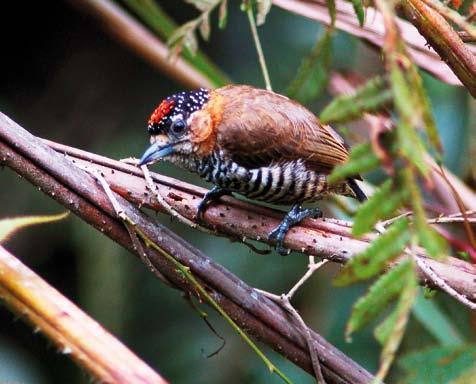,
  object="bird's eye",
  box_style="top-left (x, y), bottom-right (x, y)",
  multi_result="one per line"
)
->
top-left (170, 119), bottom-right (187, 137)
